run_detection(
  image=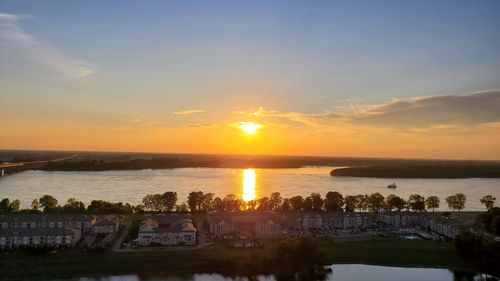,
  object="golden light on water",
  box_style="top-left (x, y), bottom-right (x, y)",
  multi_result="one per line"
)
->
top-left (238, 122), bottom-right (263, 134)
top-left (242, 168), bottom-right (257, 201)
